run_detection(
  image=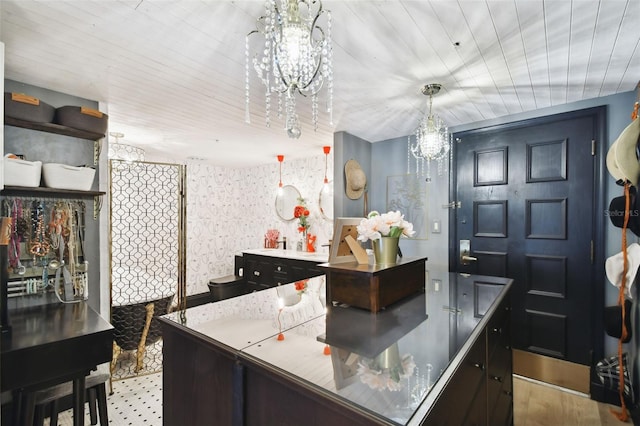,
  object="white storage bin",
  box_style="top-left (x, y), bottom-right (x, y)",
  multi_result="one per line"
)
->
top-left (4, 155), bottom-right (42, 187)
top-left (42, 163), bottom-right (96, 191)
